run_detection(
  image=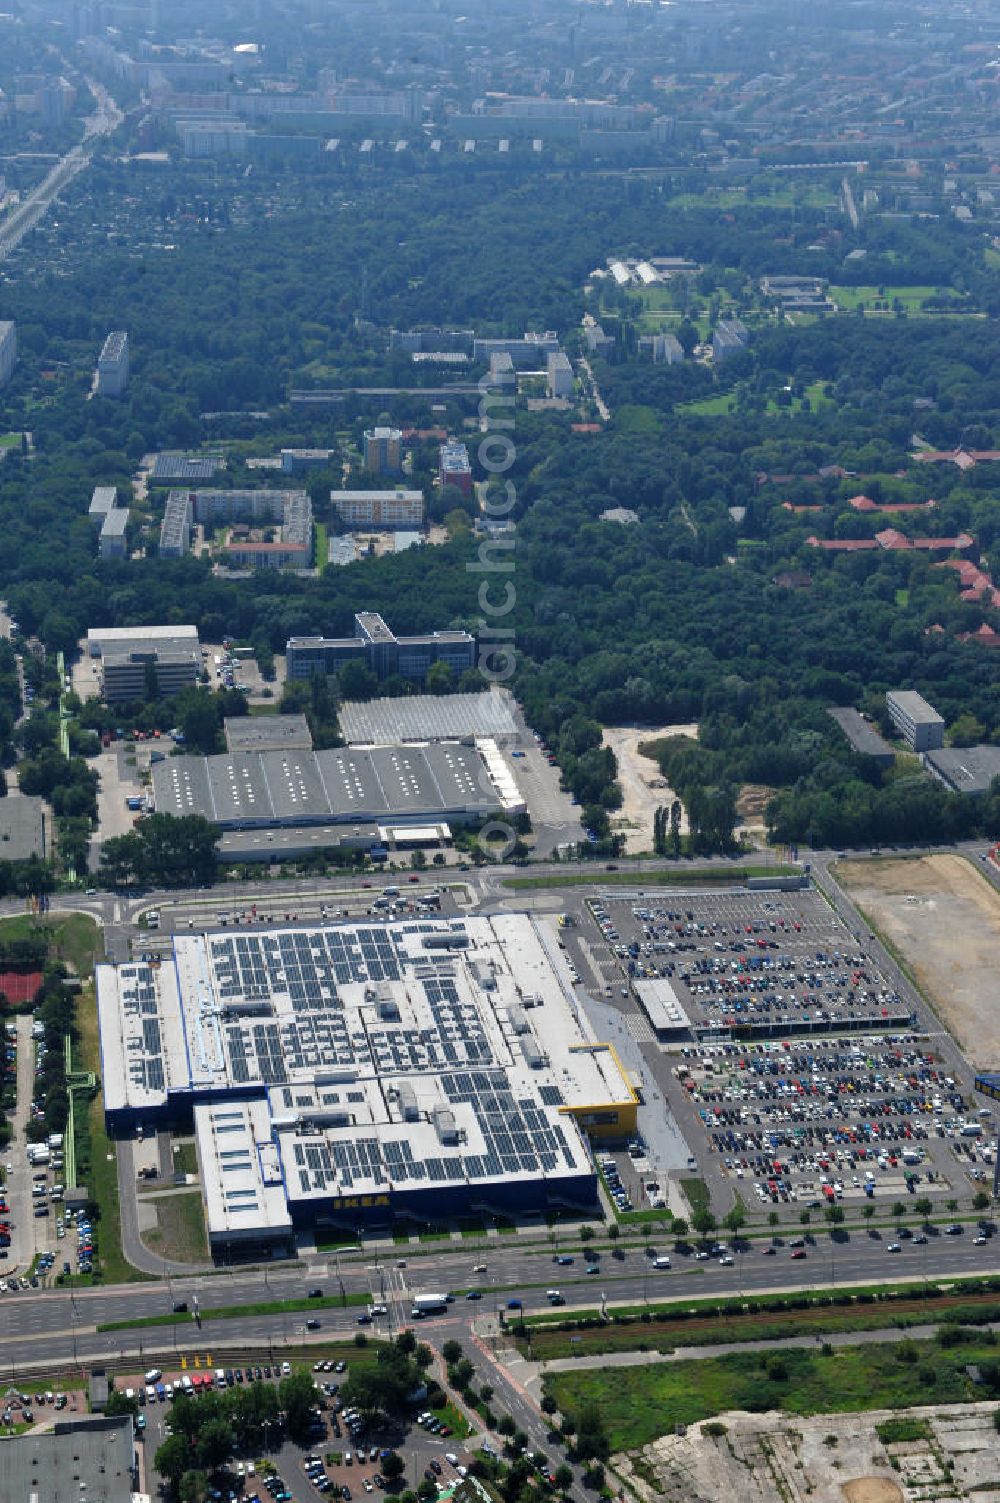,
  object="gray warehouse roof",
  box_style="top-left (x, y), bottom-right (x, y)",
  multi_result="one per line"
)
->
top-left (0, 795), bottom-right (46, 861)
top-left (924, 745), bottom-right (1000, 795)
top-left (149, 453), bottom-right (222, 483)
top-left (827, 707), bottom-right (894, 764)
top-left (152, 741), bottom-right (513, 829)
top-left (340, 689), bottom-right (518, 745)
top-left (0, 1417), bottom-right (135, 1503)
